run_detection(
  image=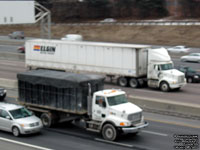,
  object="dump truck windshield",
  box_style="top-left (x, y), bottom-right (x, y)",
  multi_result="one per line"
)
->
top-left (107, 94), bottom-right (128, 106)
